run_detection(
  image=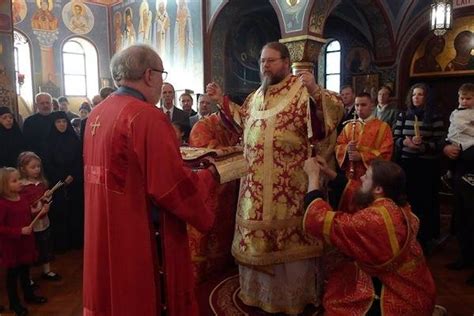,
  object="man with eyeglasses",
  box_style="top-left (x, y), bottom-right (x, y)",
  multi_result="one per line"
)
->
top-left (207, 41), bottom-right (343, 315)
top-left (82, 44), bottom-right (218, 316)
